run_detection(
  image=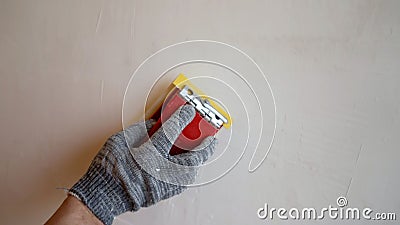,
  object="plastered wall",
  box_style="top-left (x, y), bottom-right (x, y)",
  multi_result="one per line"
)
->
top-left (1, 1), bottom-right (399, 224)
